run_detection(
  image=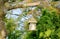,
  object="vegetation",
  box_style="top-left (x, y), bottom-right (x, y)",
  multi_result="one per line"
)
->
top-left (18, 8), bottom-right (60, 39)
top-left (0, 0), bottom-right (60, 39)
